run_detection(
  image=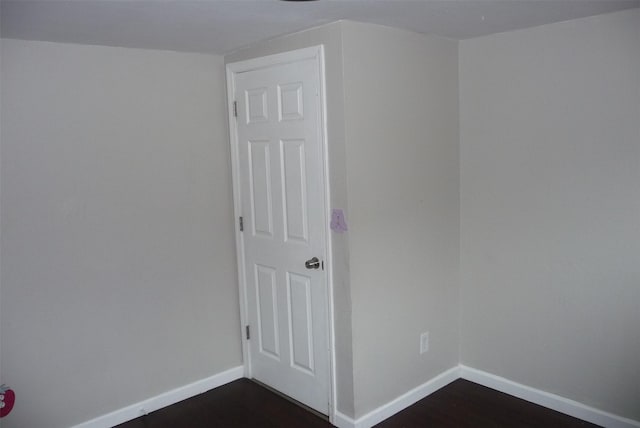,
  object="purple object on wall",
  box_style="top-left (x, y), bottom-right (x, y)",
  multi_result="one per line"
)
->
top-left (330, 209), bottom-right (348, 233)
